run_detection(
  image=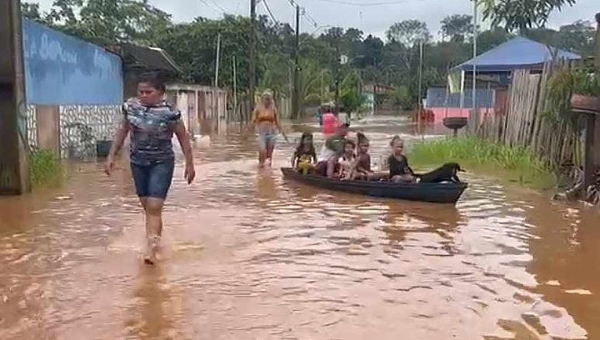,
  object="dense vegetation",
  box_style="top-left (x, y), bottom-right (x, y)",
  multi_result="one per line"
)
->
top-left (22, 0), bottom-right (593, 114)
